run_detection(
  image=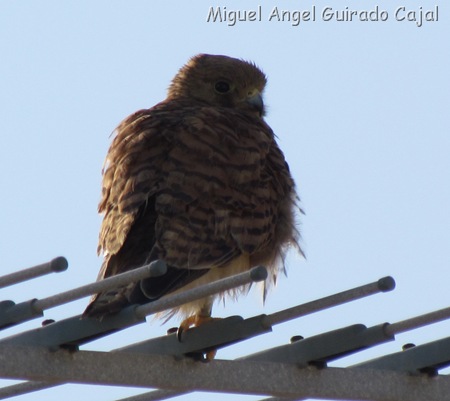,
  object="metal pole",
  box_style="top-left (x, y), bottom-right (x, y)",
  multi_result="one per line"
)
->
top-left (0, 257), bottom-right (68, 289)
top-left (265, 276), bottom-right (395, 326)
top-left (134, 265), bottom-right (267, 319)
top-left (0, 381), bottom-right (58, 400)
top-left (1, 345), bottom-right (449, 401)
top-left (385, 306), bottom-right (450, 337)
top-left (33, 260), bottom-right (167, 312)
